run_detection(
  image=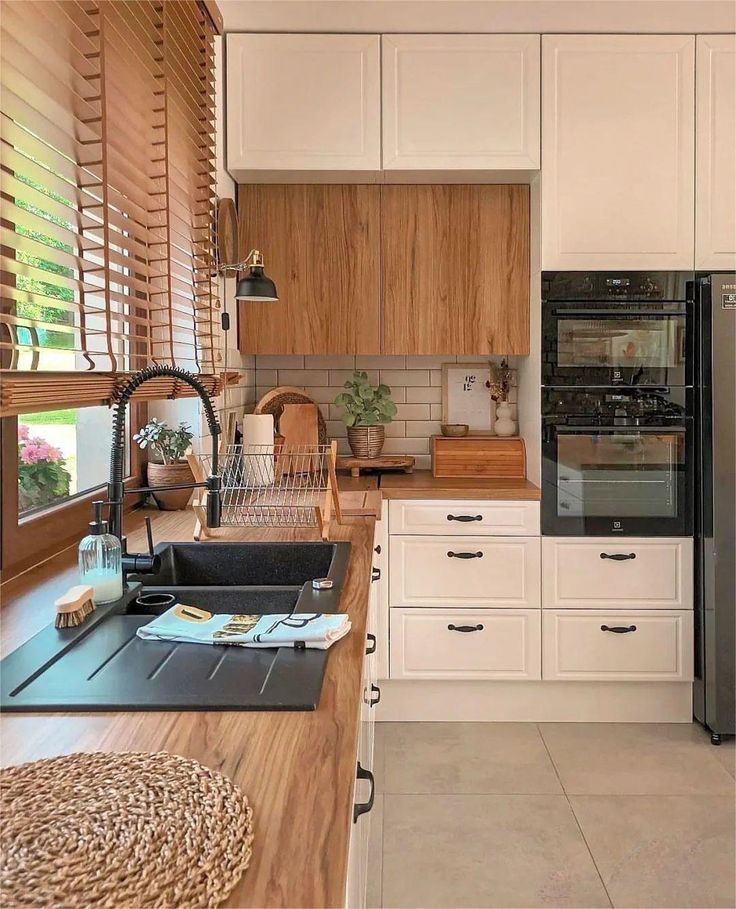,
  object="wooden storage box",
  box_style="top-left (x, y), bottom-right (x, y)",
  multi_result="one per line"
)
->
top-left (431, 435), bottom-right (526, 478)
